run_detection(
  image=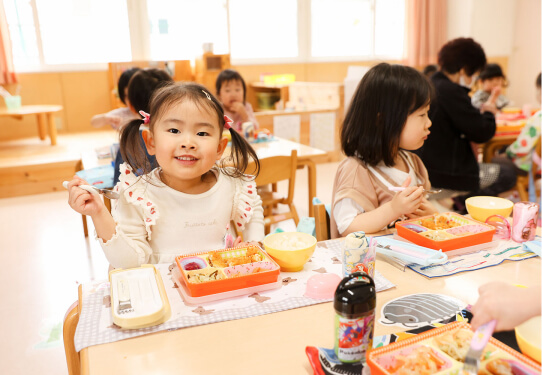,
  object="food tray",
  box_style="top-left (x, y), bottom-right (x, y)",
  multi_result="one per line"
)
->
top-left (395, 213), bottom-right (496, 251)
top-left (367, 322), bottom-right (541, 375)
top-left (172, 266), bottom-right (281, 305)
top-left (175, 245), bottom-right (280, 297)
